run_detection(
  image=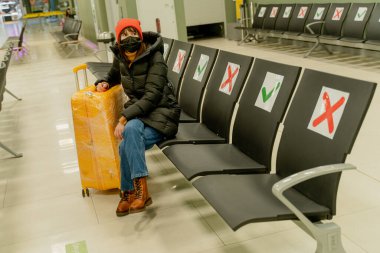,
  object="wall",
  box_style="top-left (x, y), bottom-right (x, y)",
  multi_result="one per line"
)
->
top-left (76, 0), bottom-right (97, 42)
top-left (95, 0), bottom-right (109, 33)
